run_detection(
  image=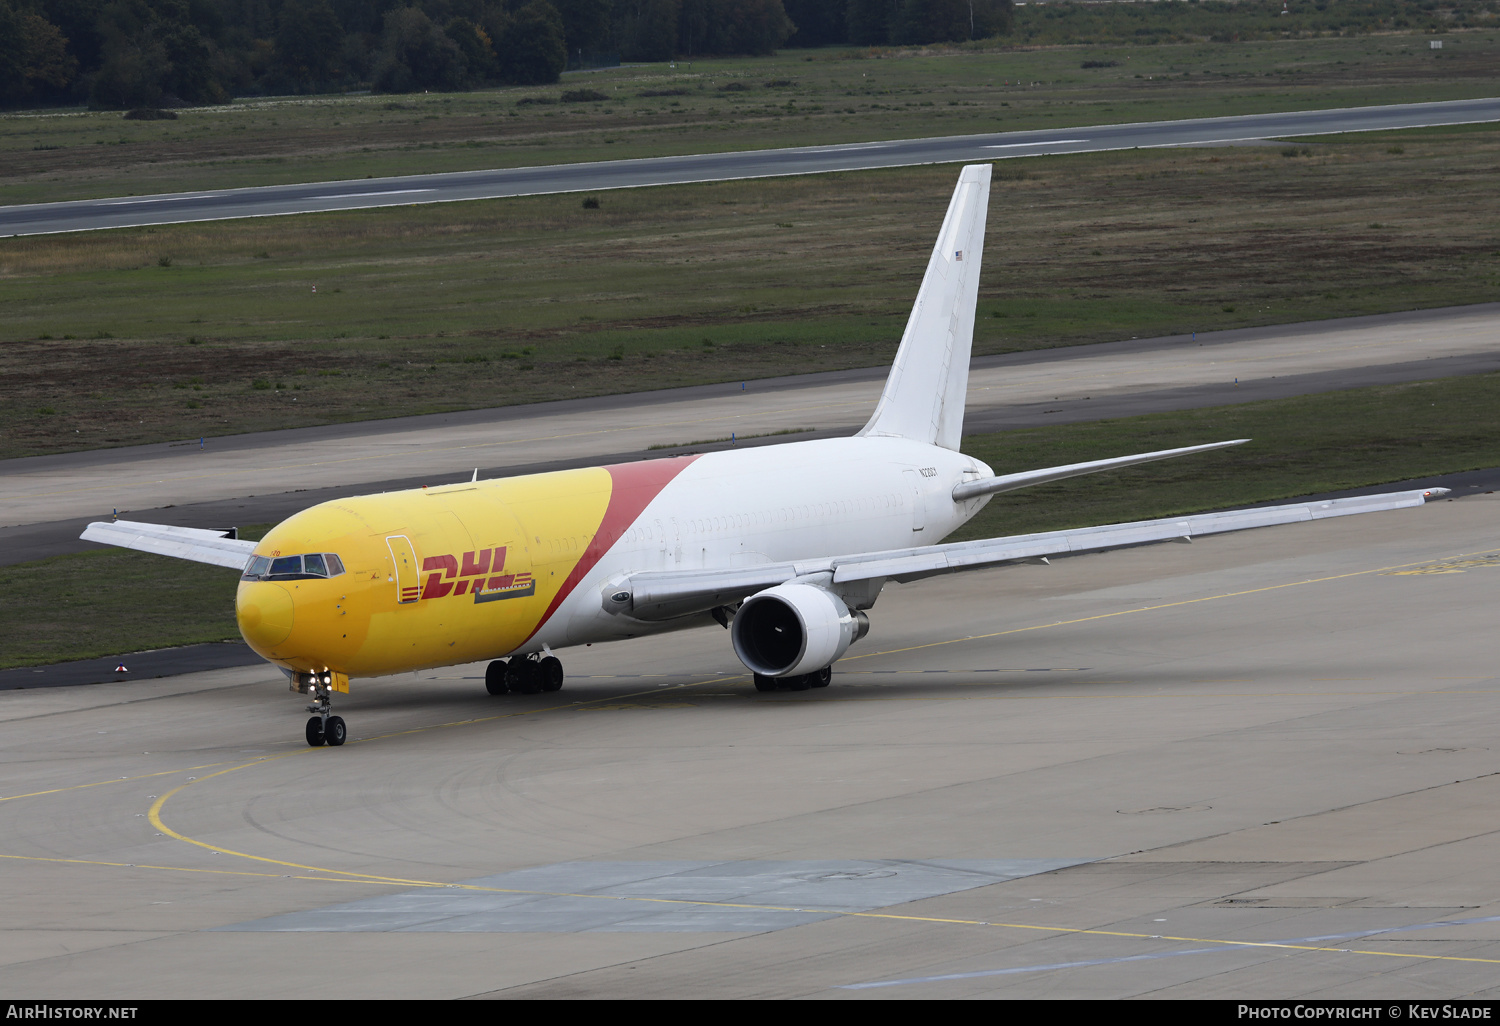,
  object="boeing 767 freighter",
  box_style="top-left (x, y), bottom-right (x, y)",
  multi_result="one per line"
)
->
top-left (83, 165), bottom-right (1446, 747)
